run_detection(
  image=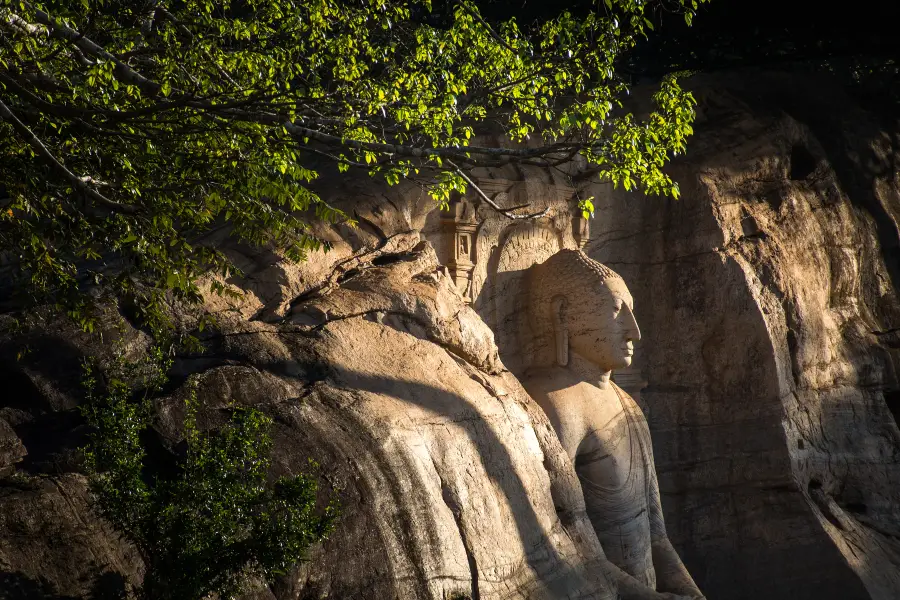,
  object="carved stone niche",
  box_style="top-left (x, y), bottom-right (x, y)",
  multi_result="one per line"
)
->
top-left (490, 222), bottom-right (564, 373)
top-left (440, 193), bottom-right (478, 303)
